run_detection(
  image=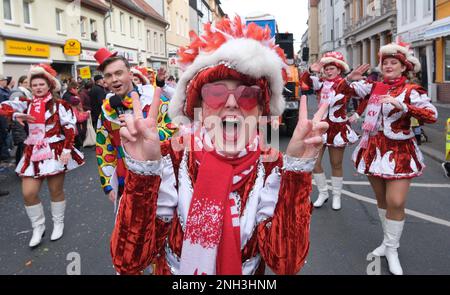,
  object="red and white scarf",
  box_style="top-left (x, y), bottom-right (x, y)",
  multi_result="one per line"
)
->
top-left (319, 76), bottom-right (342, 106)
top-left (360, 76), bottom-right (407, 148)
top-left (179, 130), bottom-right (260, 275)
top-left (24, 92), bottom-right (53, 162)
